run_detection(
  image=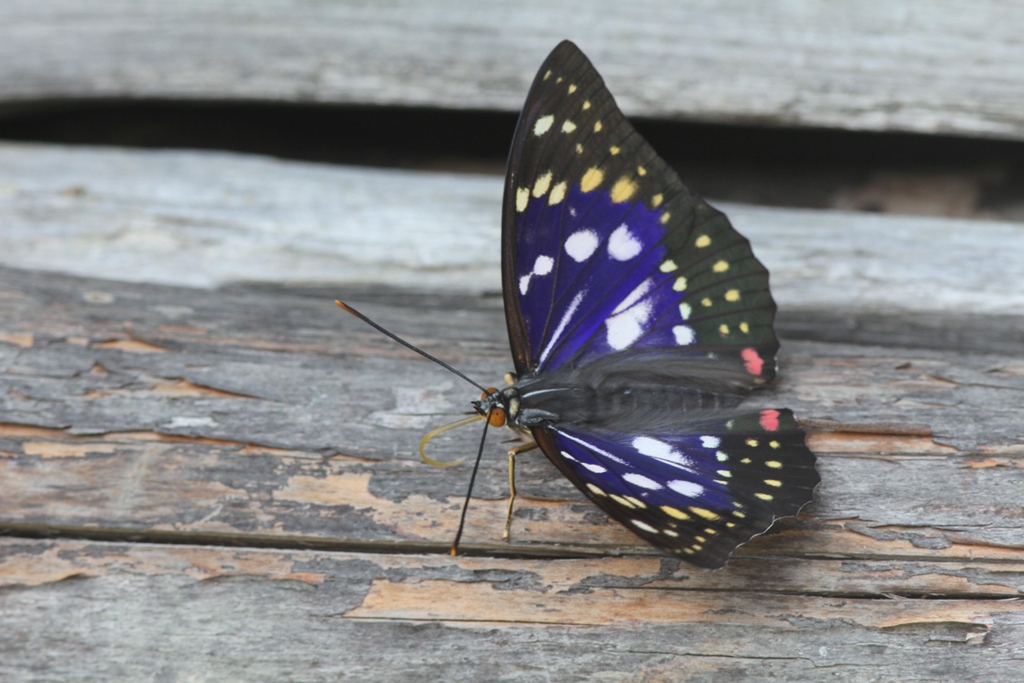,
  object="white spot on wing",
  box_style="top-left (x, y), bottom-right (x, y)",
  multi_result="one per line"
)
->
top-left (632, 437), bottom-right (695, 470)
top-left (701, 436), bottom-right (721, 449)
top-left (520, 254), bottom-right (555, 295)
top-left (673, 325), bottom-right (695, 345)
top-left (611, 279), bottom-right (653, 315)
top-left (606, 279), bottom-right (655, 350)
top-left (607, 224), bottom-right (642, 261)
top-left (557, 430), bottom-right (628, 465)
top-left (623, 473), bottom-right (663, 490)
top-left (564, 229), bottom-right (599, 262)
top-left (668, 480), bottom-right (705, 498)
top-left (581, 462), bottom-right (607, 473)
top-left (605, 302), bottom-right (651, 350)
top-left (539, 290), bottom-right (586, 364)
